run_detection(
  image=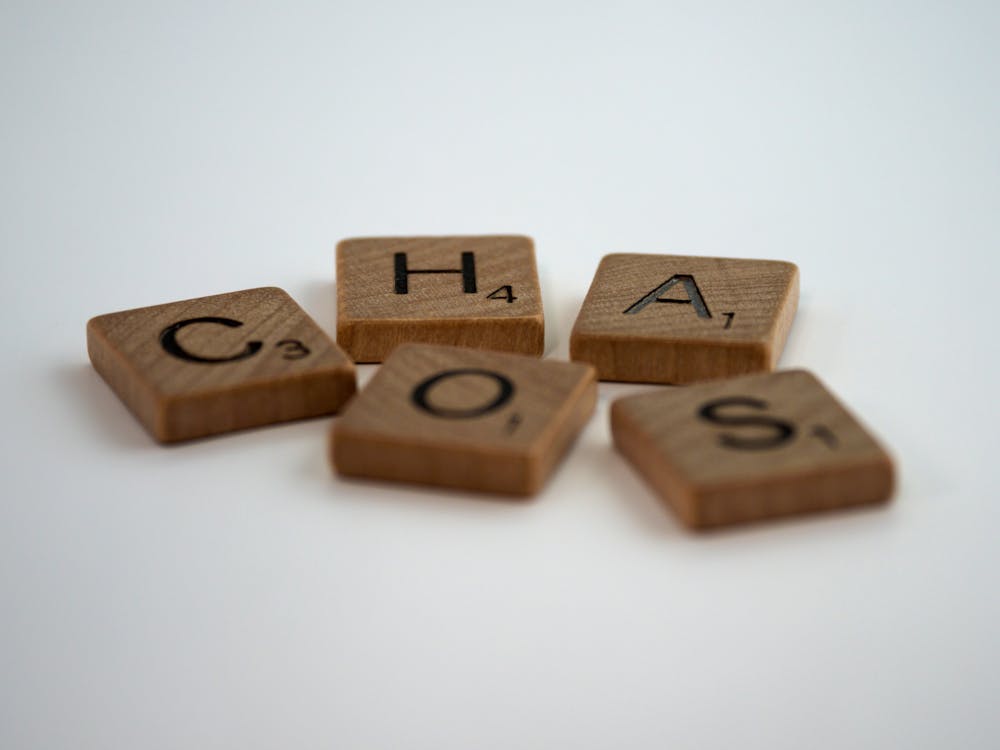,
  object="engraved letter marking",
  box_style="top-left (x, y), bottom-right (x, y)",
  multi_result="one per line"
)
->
top-left (698, 396), bottom-right (796, 450)
top-left (411, 368), bottom-right (515, 419)
top-left (623, 274), bottom-right (712, 318)
top-left (159, 317), bottom-right (262, 364)
top-left (394, 252), bottom-right (477, 294)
